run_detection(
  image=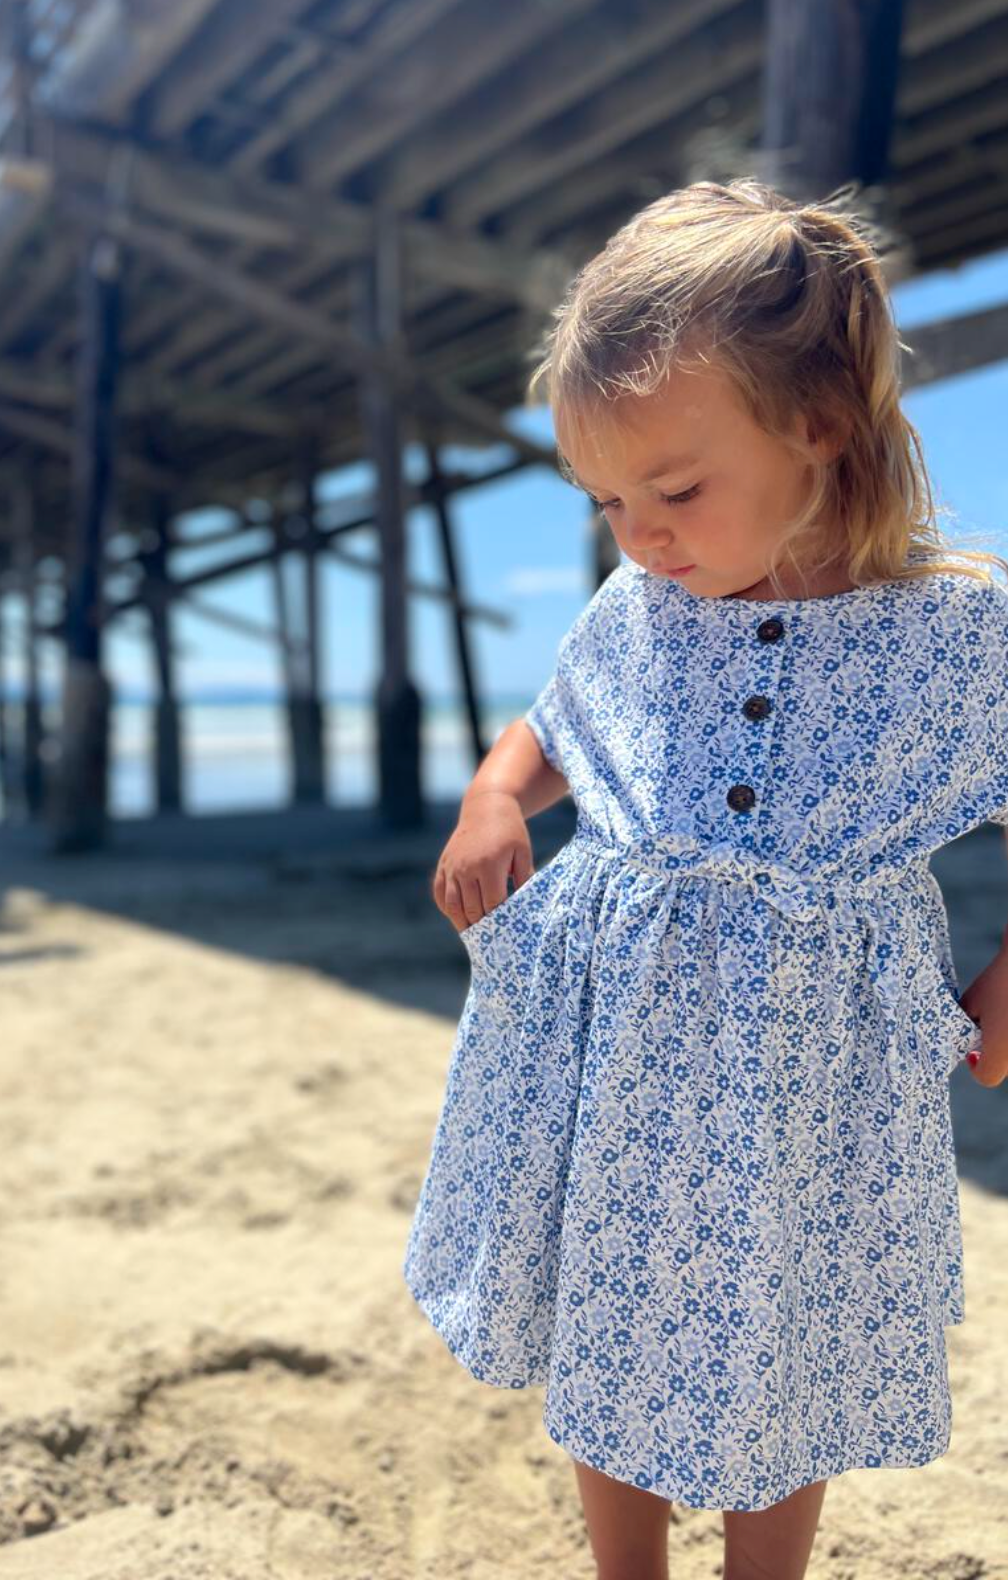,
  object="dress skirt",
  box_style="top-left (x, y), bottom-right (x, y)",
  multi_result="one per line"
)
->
top-left (402, 824), bottom-right (979, 1511)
